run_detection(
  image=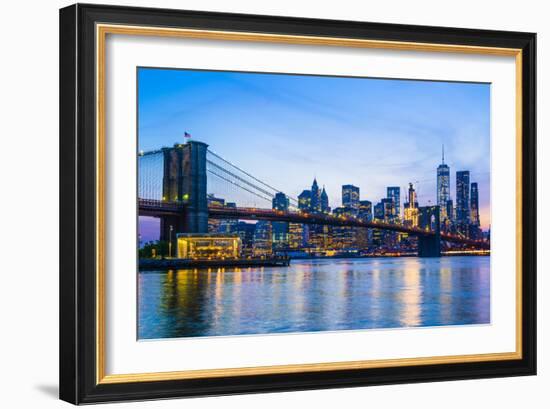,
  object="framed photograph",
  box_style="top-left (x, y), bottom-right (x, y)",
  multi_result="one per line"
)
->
top-left (59, 3), bottom-right (536, 404)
